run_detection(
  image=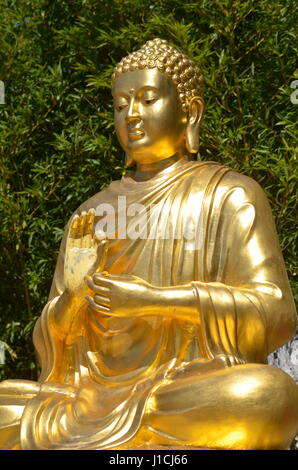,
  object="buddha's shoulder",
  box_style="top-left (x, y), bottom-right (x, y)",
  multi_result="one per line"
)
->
top-left (191, 161), bottom-right (266, 200)
top-left (222, 167), bottom-right (266, 201)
